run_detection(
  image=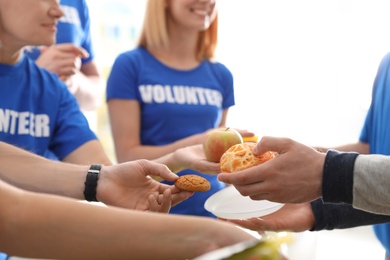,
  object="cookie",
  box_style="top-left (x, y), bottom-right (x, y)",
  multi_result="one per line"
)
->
top-left (220, 142), bottom-right (274, 173)
top-left (174, 174), bottom-right (211, 192)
